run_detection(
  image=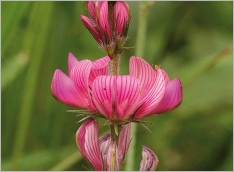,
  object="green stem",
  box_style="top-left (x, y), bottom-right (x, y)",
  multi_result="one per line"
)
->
top-left (110, 53), bottom-right (120, 76)
top-left (125, 2), bottom-right (154, 170)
